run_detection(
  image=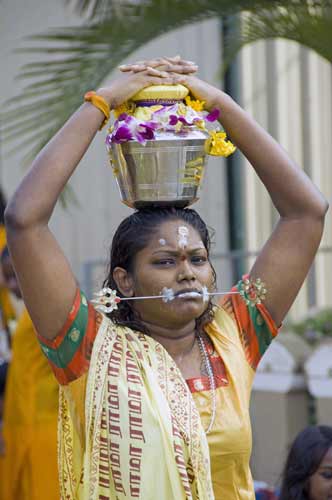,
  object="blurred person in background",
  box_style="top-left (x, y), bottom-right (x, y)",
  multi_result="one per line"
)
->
top-left (0, 188), bottom-right (15, 331)
top-left (0, 246), bottom-right (59, 500)
top-left (279, 425), bottom-right (332, 500)
top-left (0, 188), bottom-right (15, 456)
